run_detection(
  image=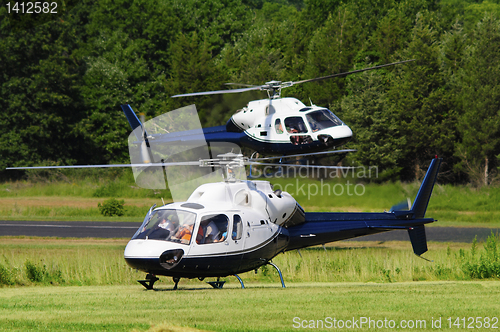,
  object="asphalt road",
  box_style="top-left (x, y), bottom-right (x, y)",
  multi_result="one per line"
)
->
top-left (0, 220), bottom-right (142, 239)
top-left (0, 220), bottom-right (498, 242)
